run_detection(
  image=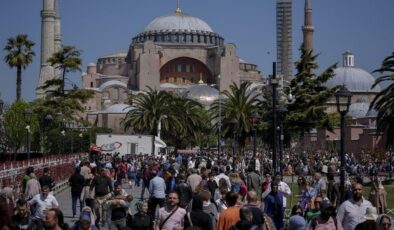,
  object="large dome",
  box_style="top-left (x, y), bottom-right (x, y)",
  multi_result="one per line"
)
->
top-left (324, 67), bottom-right (380, 92)
top-left (144, 12), bottom-right (213, 33)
